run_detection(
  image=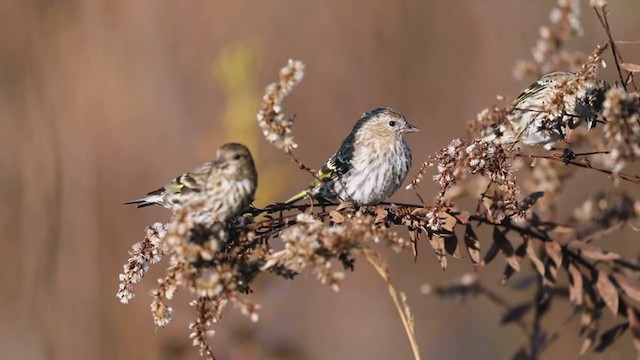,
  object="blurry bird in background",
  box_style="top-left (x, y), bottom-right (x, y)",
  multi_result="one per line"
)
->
top-left (481, 71), bottom-right (609, 149)
top-left (125, 142), bottom-right (258, 222)
top-left (286, 107), bottom-right (418, 206)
